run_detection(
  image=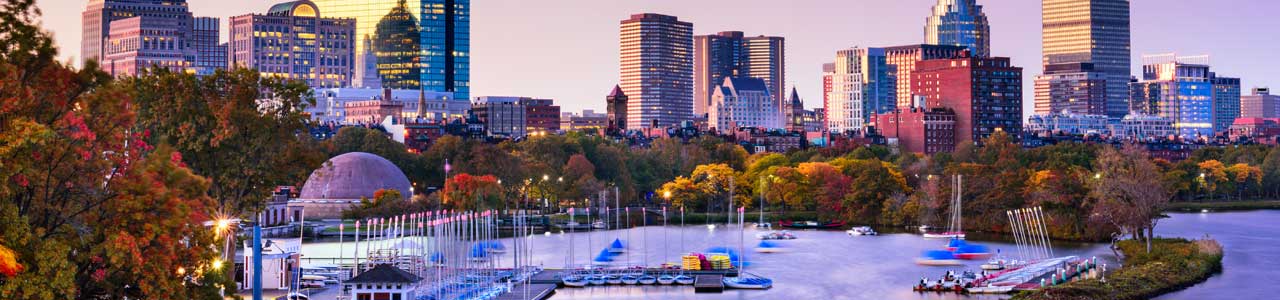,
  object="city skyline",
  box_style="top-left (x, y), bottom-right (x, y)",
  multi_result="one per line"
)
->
top-left (41, 0), bottom-right (1280, 116)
